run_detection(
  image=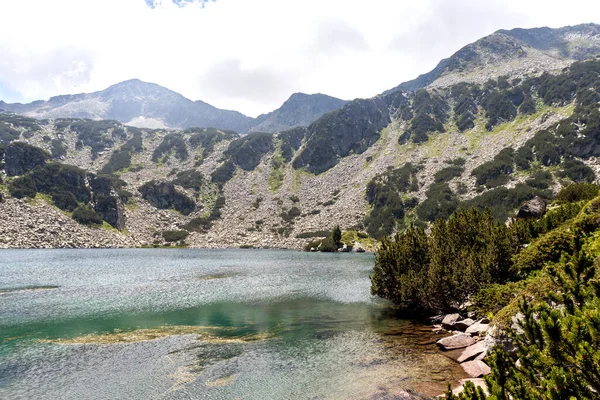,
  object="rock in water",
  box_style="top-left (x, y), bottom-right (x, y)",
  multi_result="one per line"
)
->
top-left (436, 333), bottom-right (477, 350)
top-left (516, 196), bottom-right (547, 219)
